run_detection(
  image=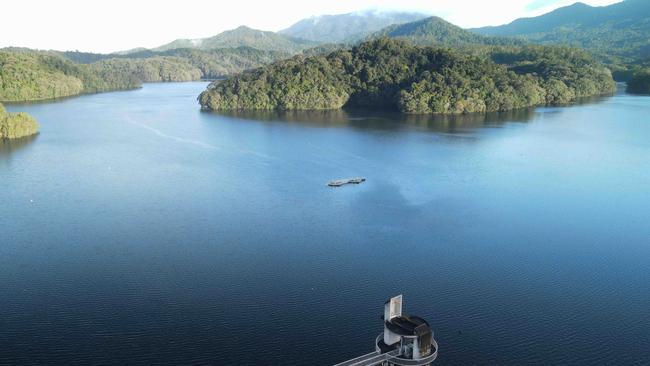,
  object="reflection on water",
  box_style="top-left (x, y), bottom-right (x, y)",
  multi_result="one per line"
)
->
top-left (401, 108), bottom-right (536, 132)
top-left (0, 134), bottom-right (38, 157)
top-left (208, 93), bottom-right (614, 134)
top-left (571, 93), bottom-right (616, 106)
top-left (210, 107), bottom-right (537, 133)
